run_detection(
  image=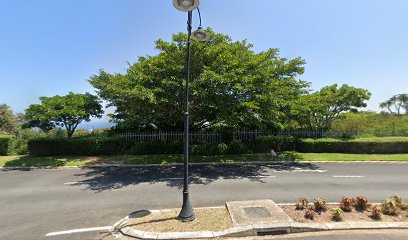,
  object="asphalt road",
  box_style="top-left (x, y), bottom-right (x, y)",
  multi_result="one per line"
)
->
top-left (1, 162), bottom-right (408, 240)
